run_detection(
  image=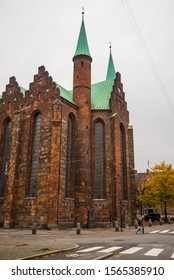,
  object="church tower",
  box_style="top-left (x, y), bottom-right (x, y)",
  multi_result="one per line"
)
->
top-left (73, 11), bottom-right (92, 103)
top-left (73, 11), bottom-right (92, 227)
